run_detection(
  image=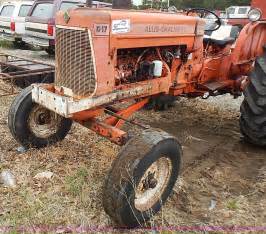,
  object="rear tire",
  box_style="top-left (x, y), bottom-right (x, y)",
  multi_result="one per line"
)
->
top-left (240, 56), bottom-right (266, 146)
top-left (103, 129), bottom-right (182, 227)
top-left (8, 86), bottom-right (72, 148)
